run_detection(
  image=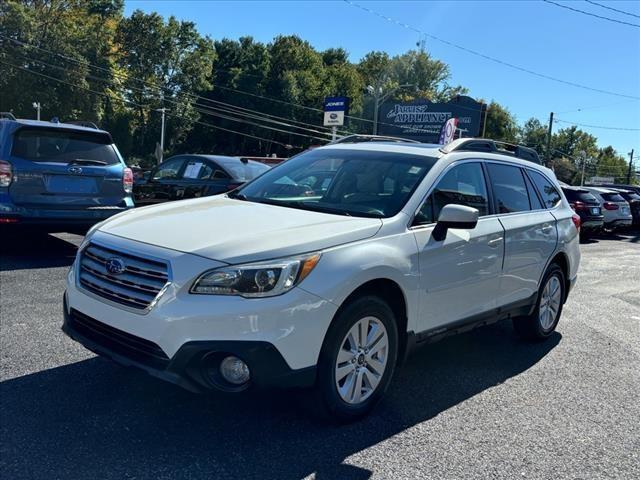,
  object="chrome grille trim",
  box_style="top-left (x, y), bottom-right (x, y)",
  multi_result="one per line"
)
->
top-left (78, 242), bottom-right (171, 311)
